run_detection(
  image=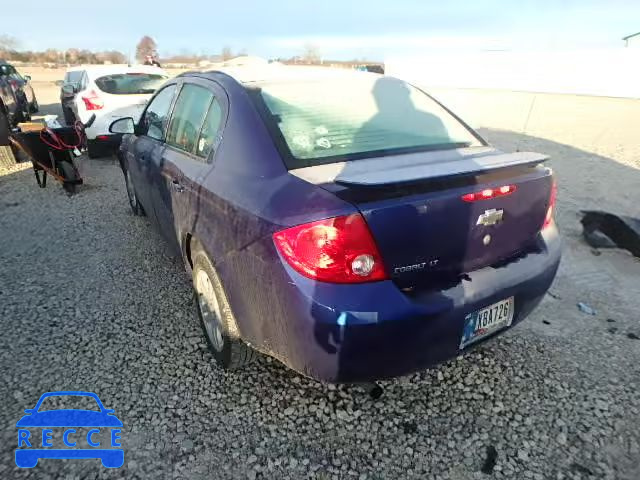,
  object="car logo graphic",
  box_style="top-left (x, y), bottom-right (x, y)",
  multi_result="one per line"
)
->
top-left (15, 391), bottom-right (124, 468)
top-left (476, 208), bottom-right (504, 226)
